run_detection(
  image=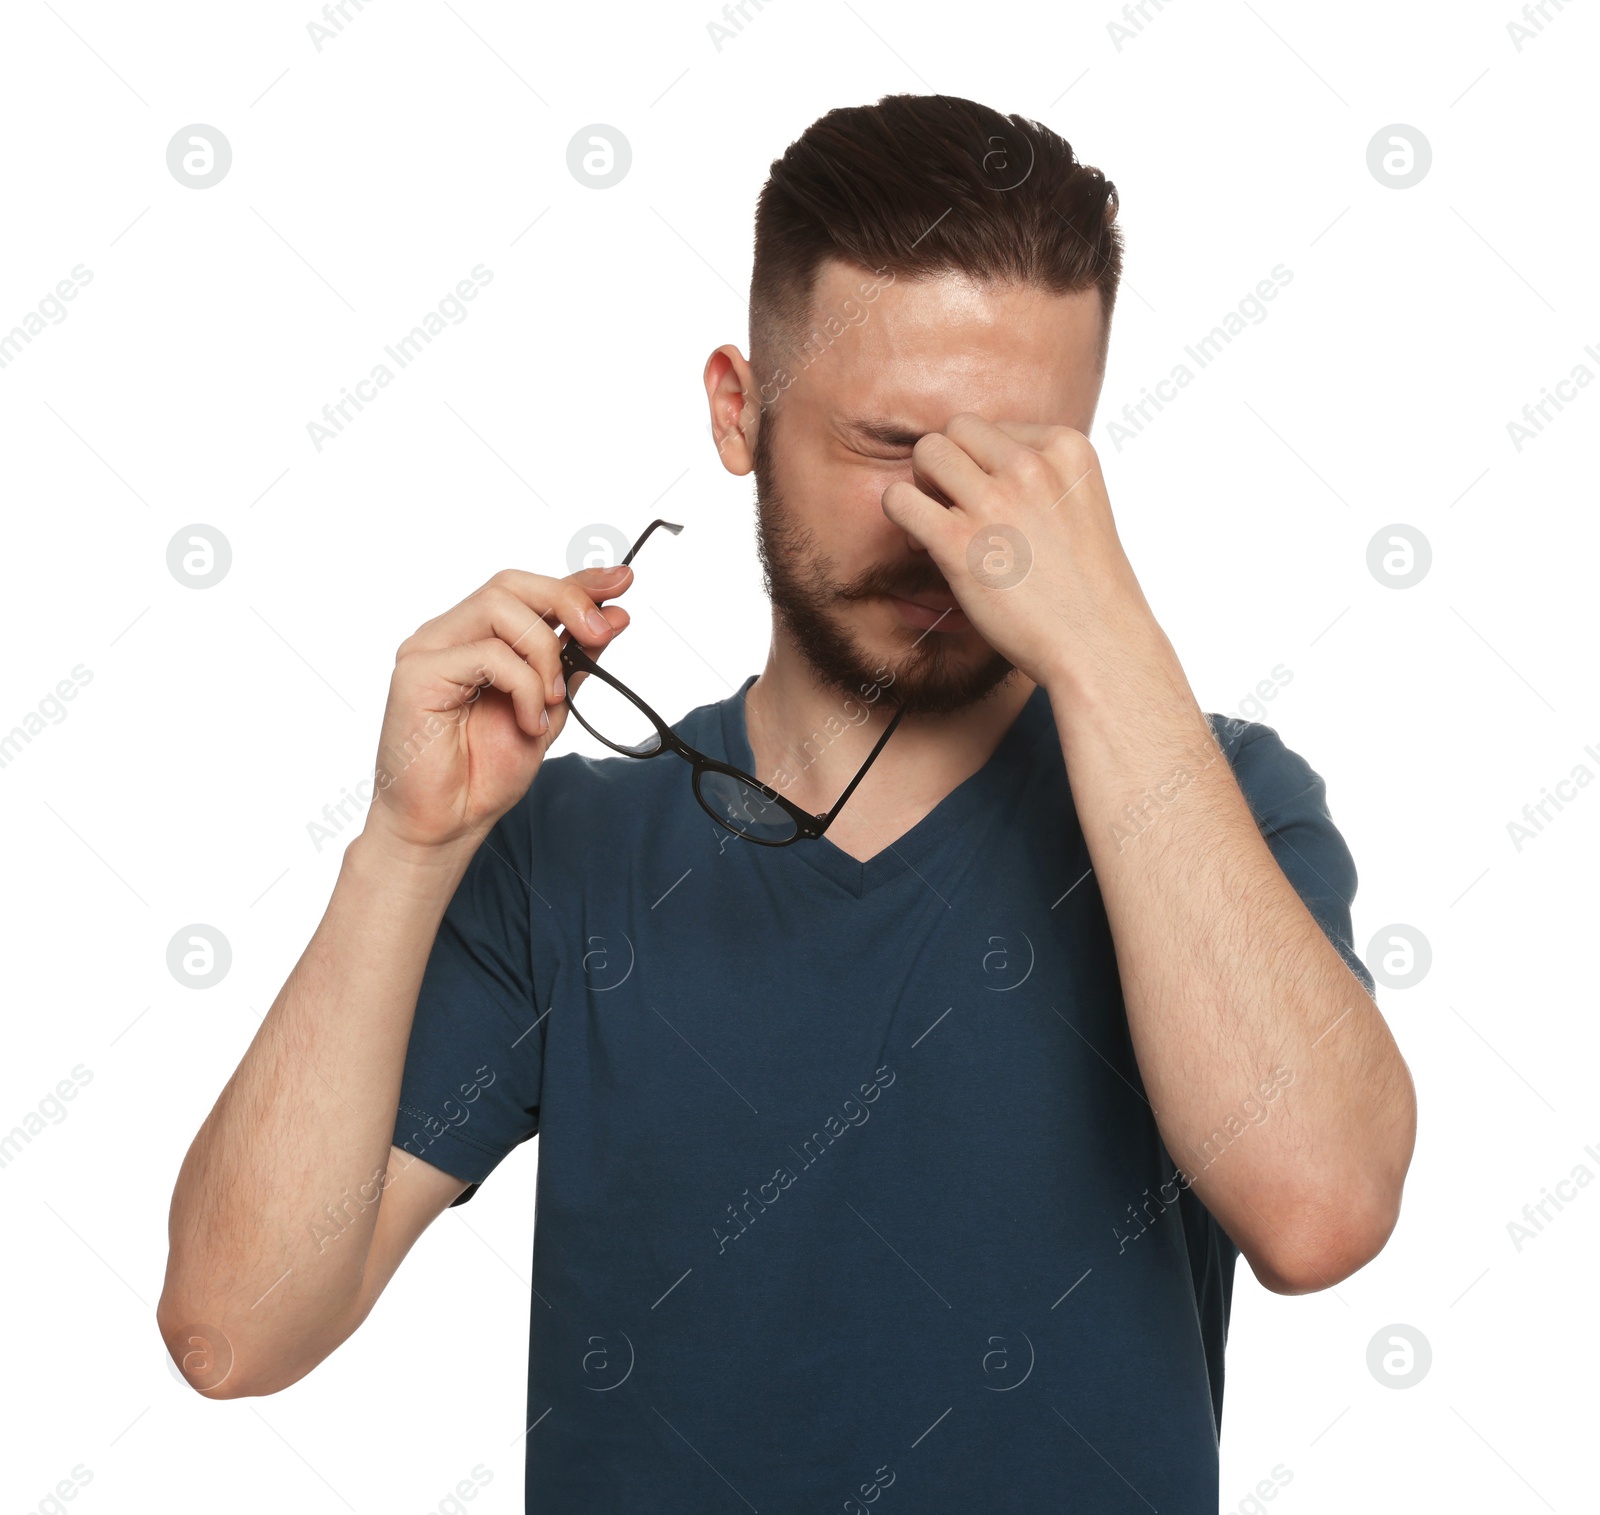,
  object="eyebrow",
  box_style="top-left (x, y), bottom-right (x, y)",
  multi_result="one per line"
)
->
top-left (836, 412), bottom-right (926, 449)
